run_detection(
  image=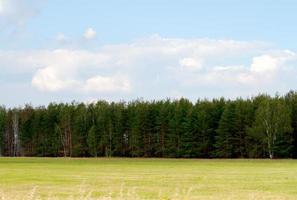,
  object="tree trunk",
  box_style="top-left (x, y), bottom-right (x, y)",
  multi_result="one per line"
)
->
top-left (12, 112), bottom-right (20, 157)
